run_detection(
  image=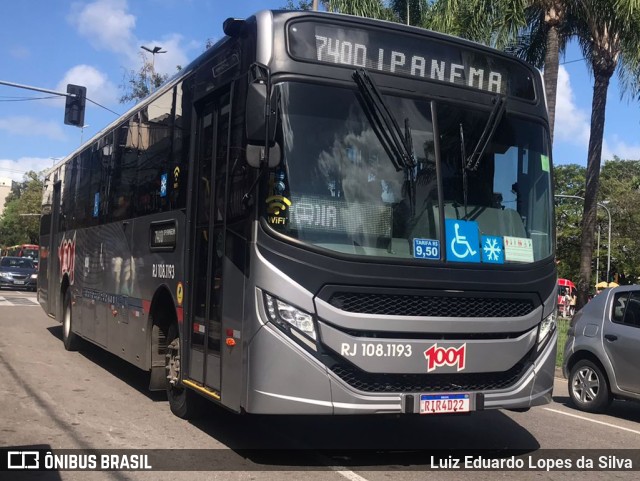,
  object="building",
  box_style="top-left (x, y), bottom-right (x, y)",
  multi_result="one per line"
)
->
top-left (0, 177), bottom-right (13, 217)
